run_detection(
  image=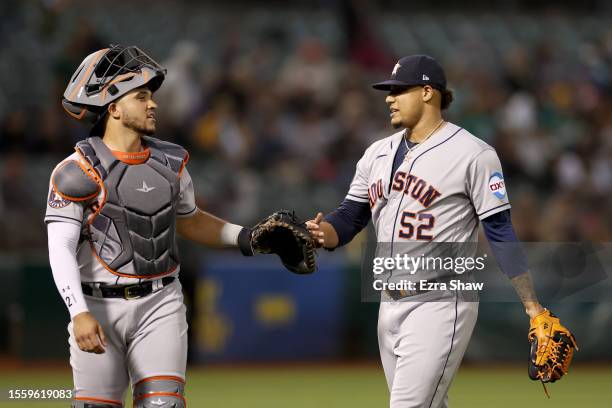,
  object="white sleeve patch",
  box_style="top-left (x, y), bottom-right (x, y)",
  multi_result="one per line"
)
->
top-left (488, 172), bottom-right (507, 200)
top-left (47, 188), bottom-right (71, 209)
top-left (468, 149), bottom-right (511, 219)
